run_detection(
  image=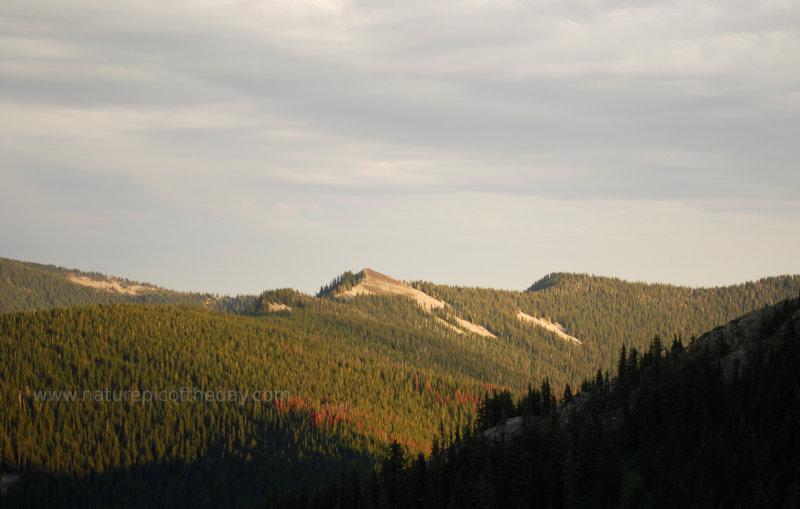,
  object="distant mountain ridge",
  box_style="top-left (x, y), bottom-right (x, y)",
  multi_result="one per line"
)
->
top-left (4, 255), bottom-right (800, 386)
top-left (0, 257), bottom-right (233, 313)
top-left (527, 270), bottom-right (798, 295)
top-left (4, 256), bottom-right (799, 385)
